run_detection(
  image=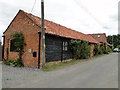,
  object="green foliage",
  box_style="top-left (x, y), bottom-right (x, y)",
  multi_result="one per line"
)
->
top-left (100, 43), bottom-right (109, 54)
top-left (98, 48), bottom-right (103, 55)
top-left (43, 59), bottom-right (84, 71)
top-left (70, 40), bottom-right (82, 59)
top-left (94, 43), bottom-right (112, 56)
top-left (4, 60), bottom-right (24, 67)
top-left (11, 32), bottom-right (25, 66)
top-left (70, 40), bottom-right (90, 59)
top-left (117, 45), bottom-right (120, 49)
top-left (107, 47), bottom-right (112, 53)
top-left (81, 41), bottom-right (90, 59)
top-left (11, 32), bottom-right (24, 53)
top-left (94, 44), bottom-right (100, 55)
top-left (100, 44), bottom-right (106, 54)
top-left (107, 34), bottom-right (120, 48)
